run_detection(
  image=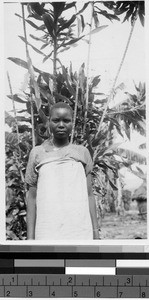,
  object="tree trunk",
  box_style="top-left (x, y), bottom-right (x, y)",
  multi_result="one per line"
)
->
top-left (53, 38), bottom-right (57, 98)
